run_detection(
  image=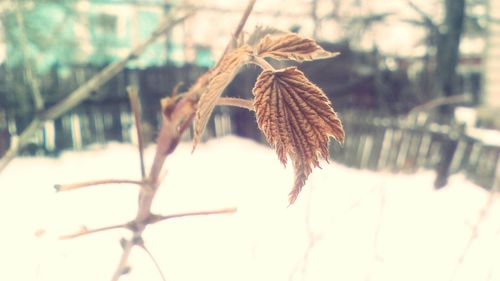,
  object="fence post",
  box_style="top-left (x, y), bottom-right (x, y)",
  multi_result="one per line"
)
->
top-left (434, 124), bottom-right (463, 189)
